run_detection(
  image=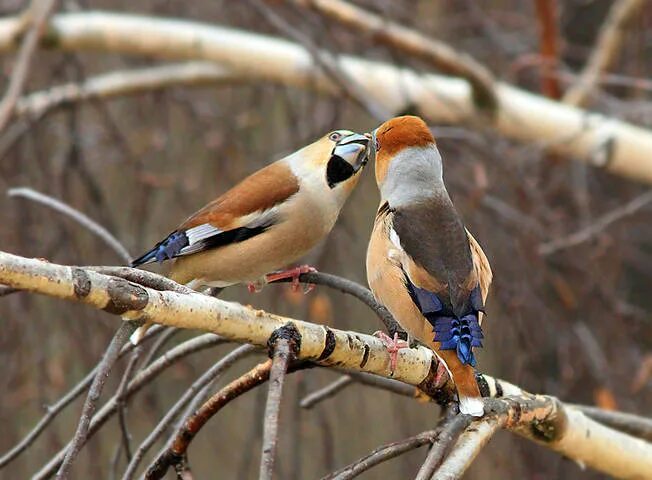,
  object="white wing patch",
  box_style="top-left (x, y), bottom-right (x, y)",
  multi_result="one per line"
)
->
top-left (388, 227), bottom-right (404, 264)
top-left (180, 223), bottom-right (222, 255)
